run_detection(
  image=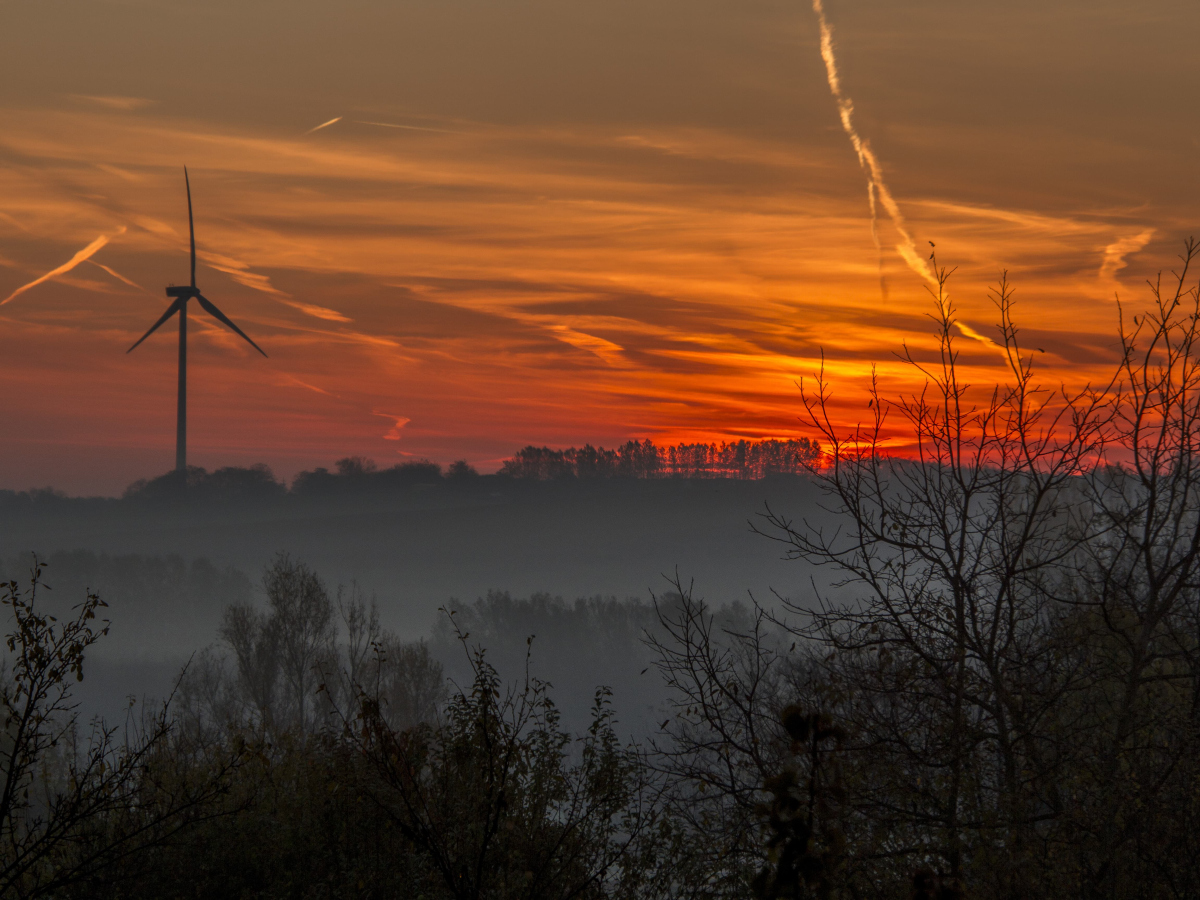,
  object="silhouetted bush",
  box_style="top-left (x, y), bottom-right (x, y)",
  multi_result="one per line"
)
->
top-left (445, 459), bottom-right (479, 480)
